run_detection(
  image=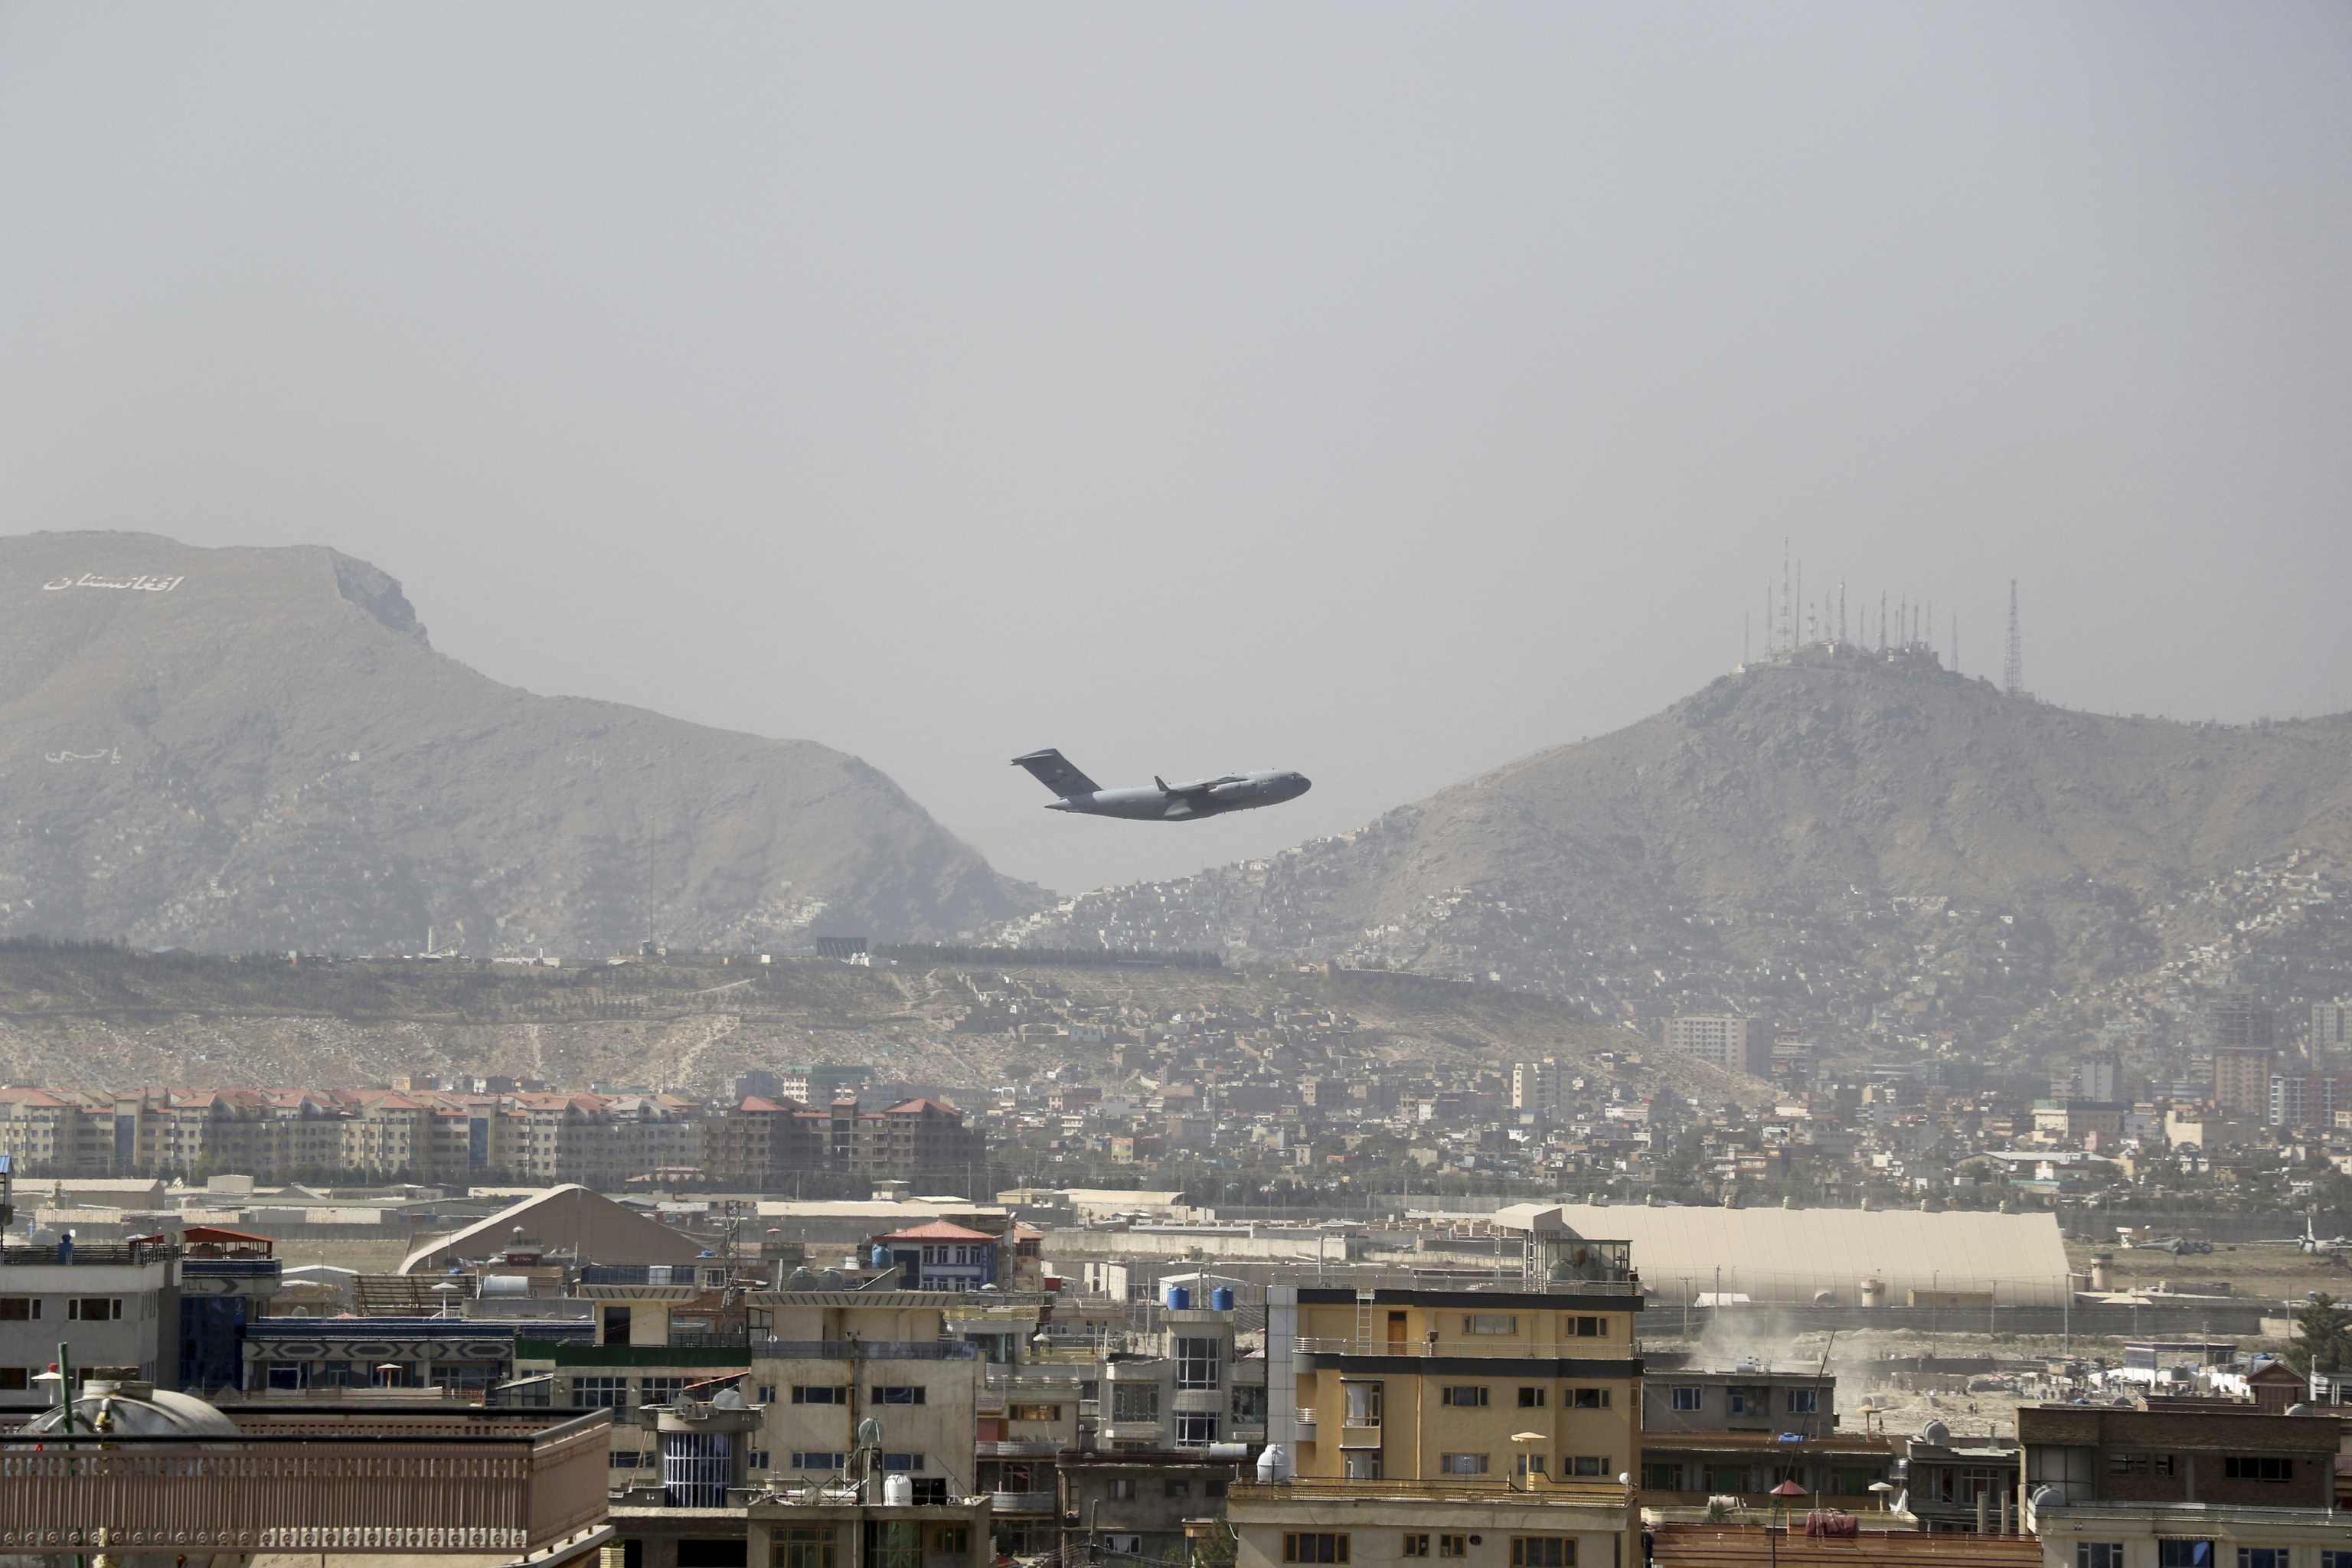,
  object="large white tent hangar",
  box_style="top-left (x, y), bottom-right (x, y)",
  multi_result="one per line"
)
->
top-left (1495, 1203), bottom-right (2073, 1307)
